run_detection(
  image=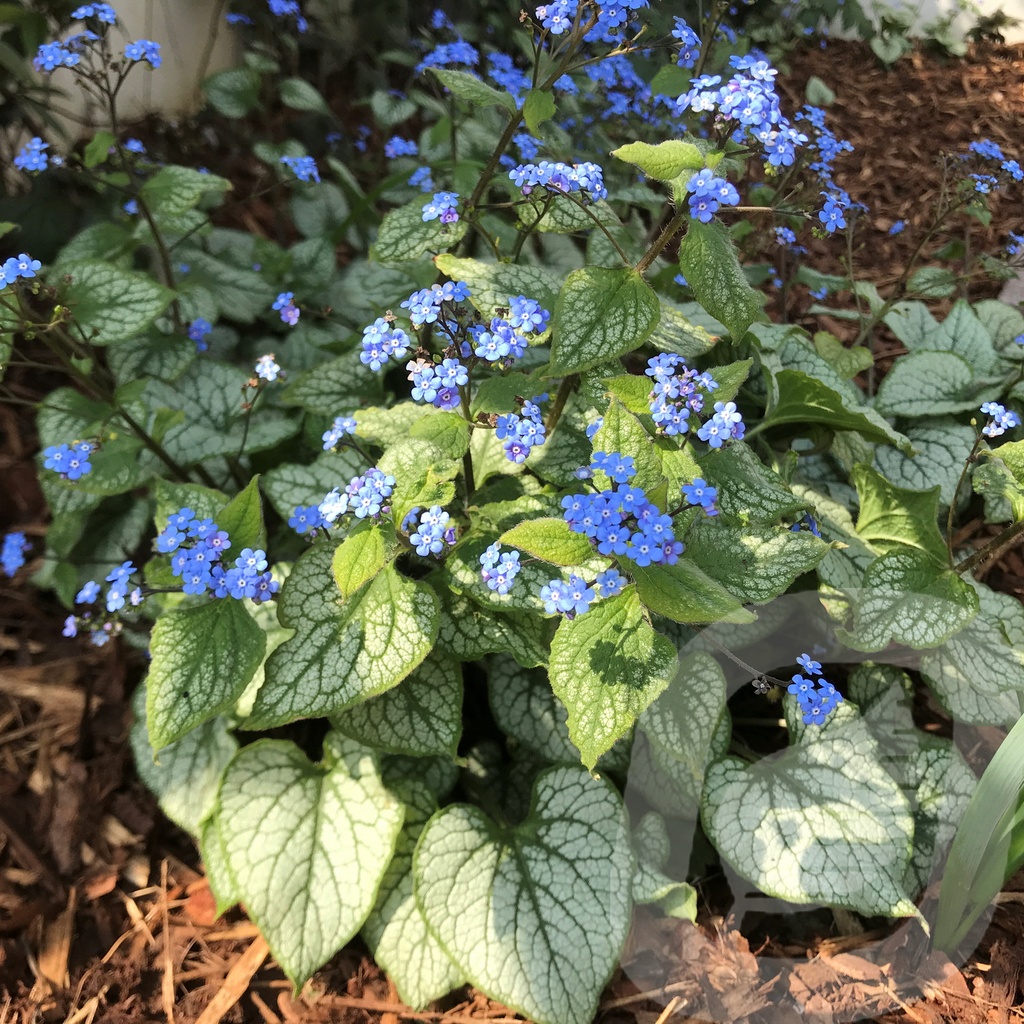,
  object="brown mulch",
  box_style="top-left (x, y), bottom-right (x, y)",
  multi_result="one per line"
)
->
top-left (4, 35), bottom-right (1024, 1024)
